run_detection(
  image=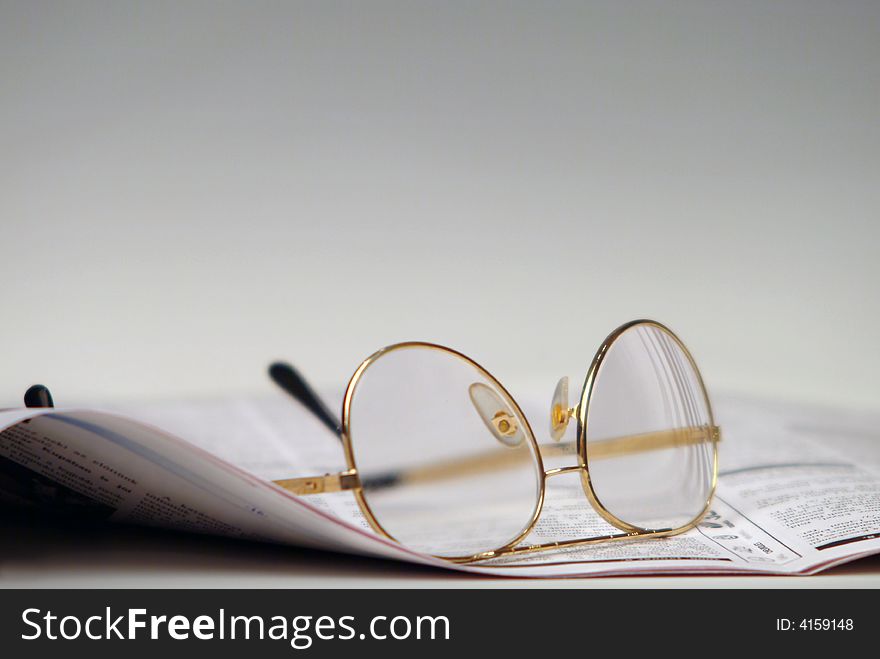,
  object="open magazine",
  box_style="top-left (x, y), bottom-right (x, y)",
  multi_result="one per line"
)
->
top-left (1, 393), bottom-right (878, 578)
